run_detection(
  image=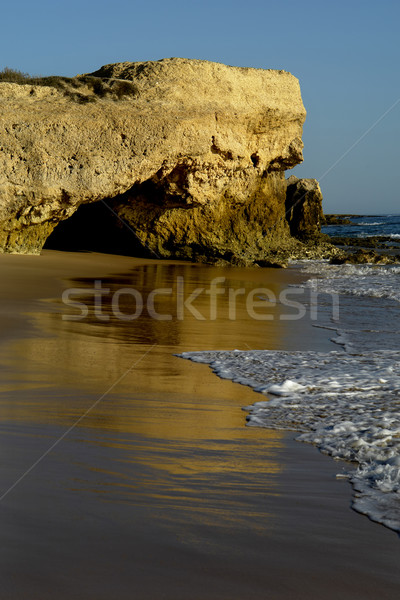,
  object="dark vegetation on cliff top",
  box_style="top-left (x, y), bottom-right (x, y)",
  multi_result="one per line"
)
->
top-left (0, 67), bottom-right (138, 102)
